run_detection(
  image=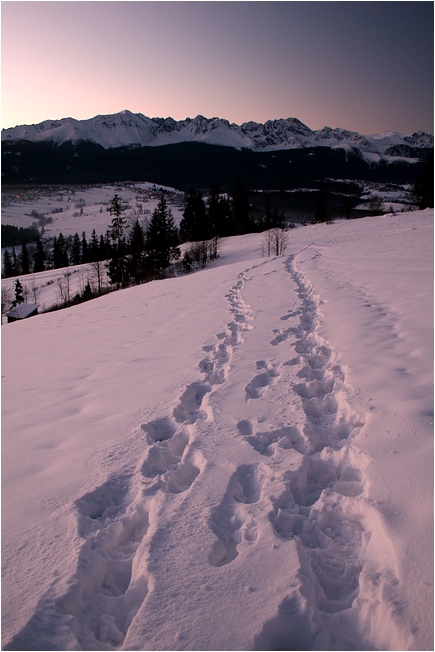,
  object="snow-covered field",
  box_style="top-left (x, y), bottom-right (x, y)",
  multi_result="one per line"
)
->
top-left (2, 182), bottom-right (184, 236)
top-left (2, 209), bottom-right (433, 651)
